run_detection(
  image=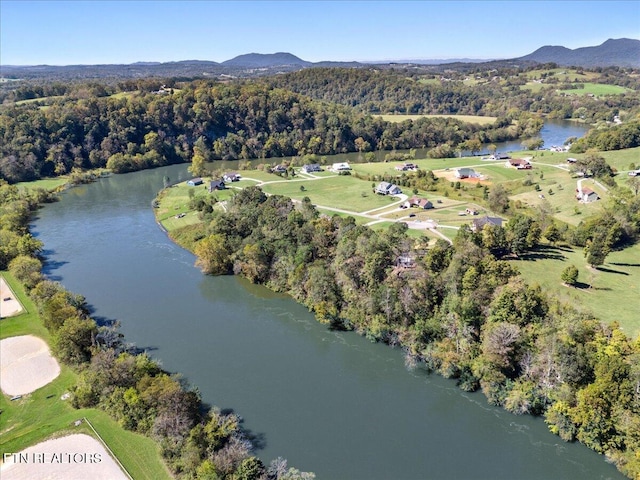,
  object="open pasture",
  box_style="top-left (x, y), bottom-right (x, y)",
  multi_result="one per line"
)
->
top-left (558, 83), bottom-right (631, 96)
top-left (260, 175), bottom-right (400, 212)
top-left (511, 243), bottom-right (640, 338)
top-left (511, 177), bottom-right (606, 225)
top-left (376, 114), bottom-right (497, 125)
